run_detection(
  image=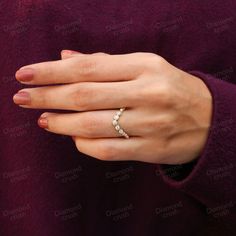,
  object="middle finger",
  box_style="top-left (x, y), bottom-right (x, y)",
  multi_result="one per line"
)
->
top-left (13, 81), bottom-right (138, 111)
